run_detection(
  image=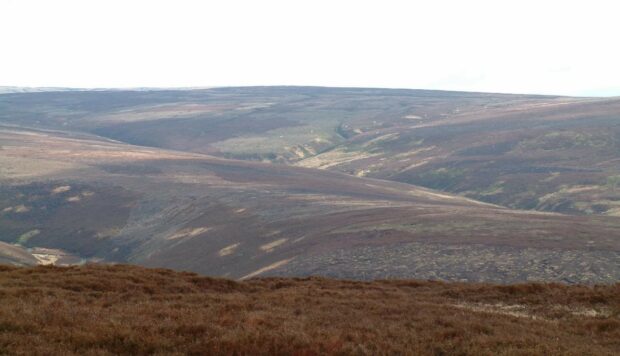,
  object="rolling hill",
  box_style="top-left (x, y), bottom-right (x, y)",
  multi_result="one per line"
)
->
top-left (0, 87), bottom-right (619, 283)
top-left (2, 87), bottom-right (618, 216)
